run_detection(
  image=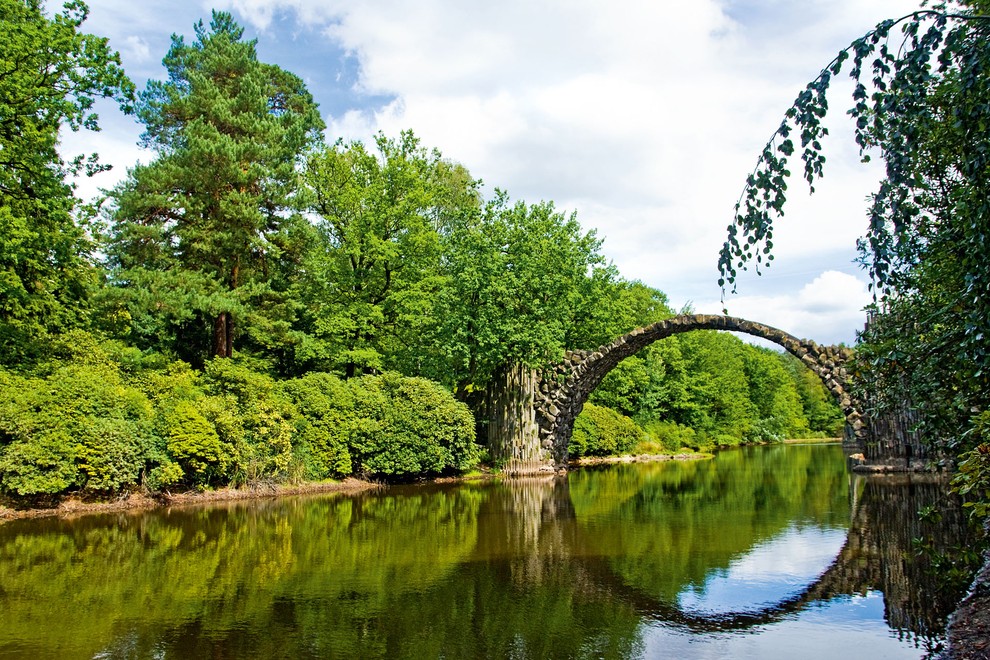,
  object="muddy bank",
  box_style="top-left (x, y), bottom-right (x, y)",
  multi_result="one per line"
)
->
top-left (943, 519), bottom-right (990, 659)
top-left (569, 452), bottom-right (713, 467)
top-left (0, 477), bottom-right (382, 522)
